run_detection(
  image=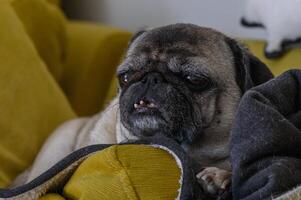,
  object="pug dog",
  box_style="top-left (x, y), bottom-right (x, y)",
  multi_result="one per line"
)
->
top-left (14, 23), bottom-right (273, 195)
